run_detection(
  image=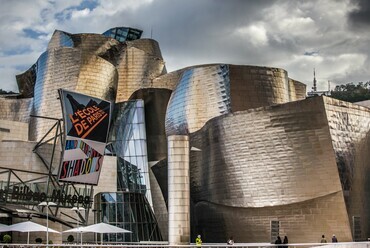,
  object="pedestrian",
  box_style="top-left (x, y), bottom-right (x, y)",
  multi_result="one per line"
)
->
top-left (320, 234), bottom-right (327, 243)
top-left (196, 234), bottom-right (202, 246)
top-left (275, 236), bottom-right (282, 247)
top-left (283, 236), bottom-right (288, 246)
top-left (332, 234), bottom-right (338, 242)
top-left (227, 236), bottom-right (234, 245)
